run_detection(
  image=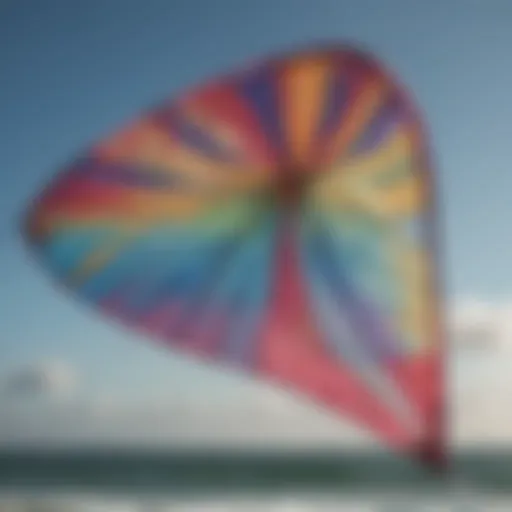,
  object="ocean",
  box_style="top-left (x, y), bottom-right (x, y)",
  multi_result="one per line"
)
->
top-left (0, 449), bottom-right (512, 495)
